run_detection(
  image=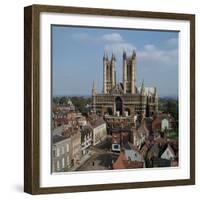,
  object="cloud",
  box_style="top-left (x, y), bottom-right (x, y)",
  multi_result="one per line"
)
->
top-left (166, 37), bottom-right (178, 48)
top-left (137, 44), bottom-right (178, 64)
top-left (102, 33), bottom-right (136, 56)
top-left (72, 32), bottom-right (135, 56)
top-left (104, 42), bottom-right (136, 55)
top-left (72, 32), bottom-right (124, 43)
top-left (72, 32), bottom-right (178, 66)
top-left (102, 33), bottom-right (124, 43)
